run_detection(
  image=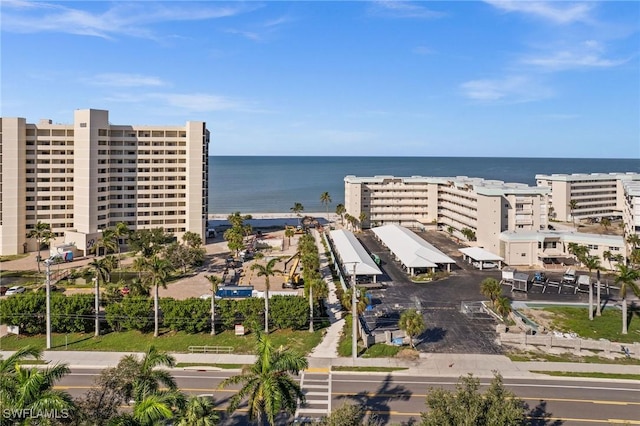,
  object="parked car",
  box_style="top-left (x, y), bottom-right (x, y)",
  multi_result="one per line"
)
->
top-left (5, 286), bottom-right (26, 296)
